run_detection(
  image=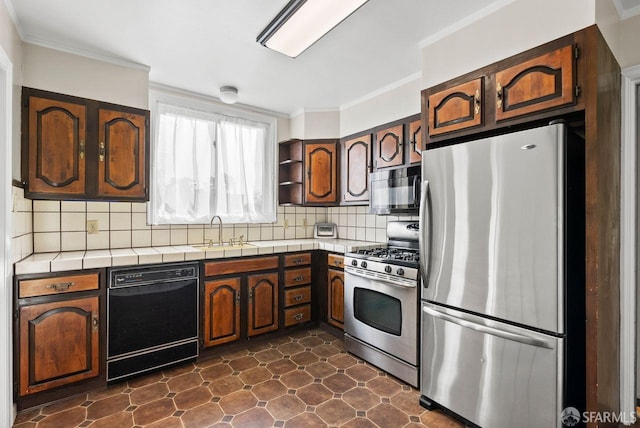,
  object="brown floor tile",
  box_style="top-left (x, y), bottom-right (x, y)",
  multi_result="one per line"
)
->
top-left (254, 348), bottom-right (284, 363)
top-left (305, 361), bottom-right (337, 379)
top-left (316, 398), bottom-right (357, 425)
top-left (246, 341), bottom-right (272, 353)
top-left (200, 362), bottom-right (233, 380)
top-left (174, 386), bottom-right (213, 410)
top-left (86, 394), bottom-right (130, 421)
top-left (232, 407), bottom-right (275, 428)
top-left (239, 366), bottom-right (271, 385)
top-left (284, 412), bottom-right (327, 428)
top-left (420, 410), bottom-right (465, 427)
top-left (277, 342), bottom-right (305, 355)
top-left (221, 349), bottom-right (249, 360)
top-left (36, 407), bottom-right (86, 428)
top-left (367, 403), bottom-right (410, 428)
top-left (265, 395), bottom-right (305, 420)
top-left (208, 375), bottom-right (244, 397)
top-left (181, 402), bottom-right (224, 428)
top-left (322, 372), bottom-right (357, 393)
top-left (327, 353), bottom-right (358, 369)
top-left (167, 372), bottom-right (204, 393)
top-left (87, 411), bottom-right (134, 428)
top-left (13, 408), bottom-right (39, 424)
top-left (366, 376), bottom-right (403, 398)
top-left (390, 390), bottom-right (427, 415)
top-left (228, 355), bottom-right (259, 371)
top-left (146, 416), bottom-right (184, 428)
top-left (40, 394), bottom-right (87, 415)
top-left (12, 423), bottom-right (36, 428)
top-left (289, 351), bottom-right (318, 366)
top-left (279, 370), bottom-right (313, 389)
top-left (194, 354), bottom-right (223, 368)
top-left (162, 362), bottom-right (196, 377)
top-left (127, 371), bottom-right (164, 388)
top-left (342, 387), bottom-right (381, 411)
top-left (297, 336), bottom-right (324, 348)
top-left (266, 358), bottom-right (297, 375)
top-left (132, 398), bottom-right (176, 425)
top-left (312, 343), bottom-right (341, 358)
top-left (129, 382), bottom-right (170, 406)
top-left (251, 379), bottom-right (288, 401)
top-left (341, 417), bottom-right (378, 428)
top-left (86, 383), bottom-right (128, 402)
top-left (269, 335), bottom-right (293, 346)
top-left (295, 383), bottom-right (332, 406)
top-left (345, 364), bottom-right (379, 382)
top-left (218, 389), bottom-right (257, 414)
